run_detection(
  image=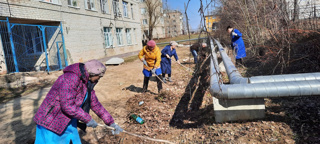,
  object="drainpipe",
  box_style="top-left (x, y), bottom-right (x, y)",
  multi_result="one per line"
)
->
top-left (210, 39), bottom-right (320, 99)
top-left (214, 39), bottom-right (320, 84)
